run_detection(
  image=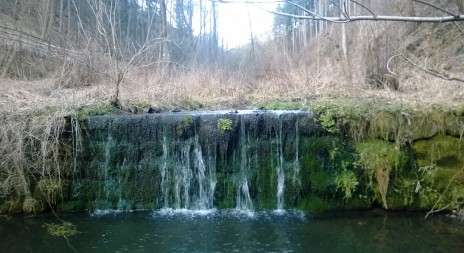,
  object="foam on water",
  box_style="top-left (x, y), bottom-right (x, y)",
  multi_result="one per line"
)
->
top-left (154, 208), bottom-right (218, 217)
top-left (91, 209), bottom-right (123, 217)
top-left (151, 208), bottom-right (307, 221)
